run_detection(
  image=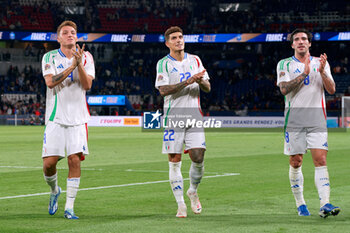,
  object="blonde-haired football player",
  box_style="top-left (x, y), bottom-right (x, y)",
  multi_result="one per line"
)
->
top-left (41, 20), bottom-right (95, 219)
